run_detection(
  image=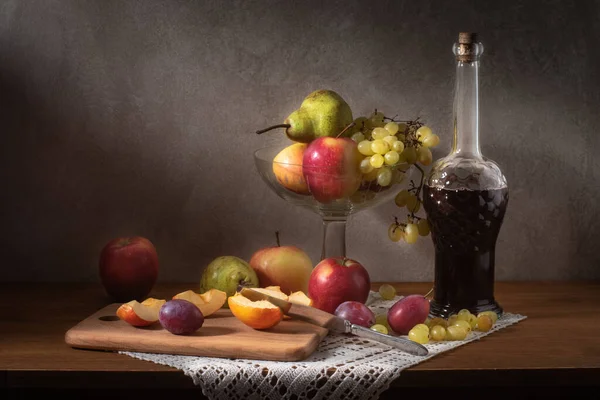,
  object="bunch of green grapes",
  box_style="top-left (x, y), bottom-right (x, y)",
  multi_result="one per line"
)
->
top-left (389, 190), bottom-right (430, 244)
top-left (348, 111), bottom-right (409, 188)
top-left (369, 309), bottom-right (499, 341)
top-left (348, 110), bottom-right (441, 245)
top-left (408, 310), bottom-right (499, 344)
